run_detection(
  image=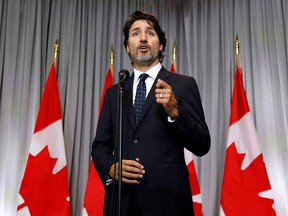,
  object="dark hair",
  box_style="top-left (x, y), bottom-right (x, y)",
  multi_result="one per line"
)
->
top-left (122, 11), bottom-right (167, 63)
